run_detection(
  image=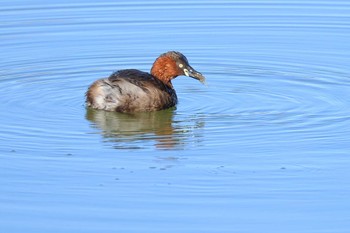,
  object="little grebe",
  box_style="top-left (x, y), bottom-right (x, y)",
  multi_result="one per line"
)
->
top-left (86, 51), bottom-right (205, 112)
